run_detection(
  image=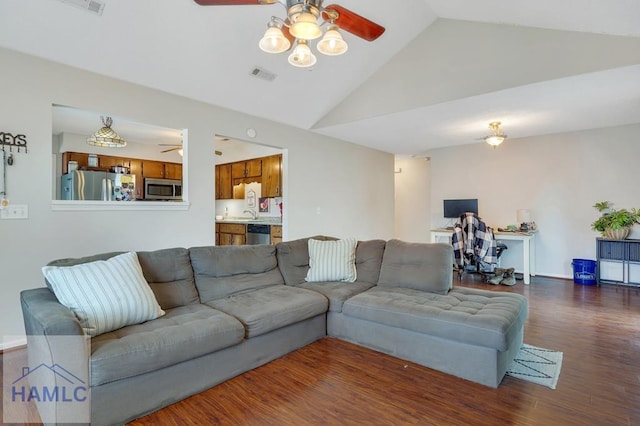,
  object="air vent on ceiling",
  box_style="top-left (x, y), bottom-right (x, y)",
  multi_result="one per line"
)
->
top-left (249, 66), bottom-right (277, 82)
top-left (57, 0), bottom-right (105, 16)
